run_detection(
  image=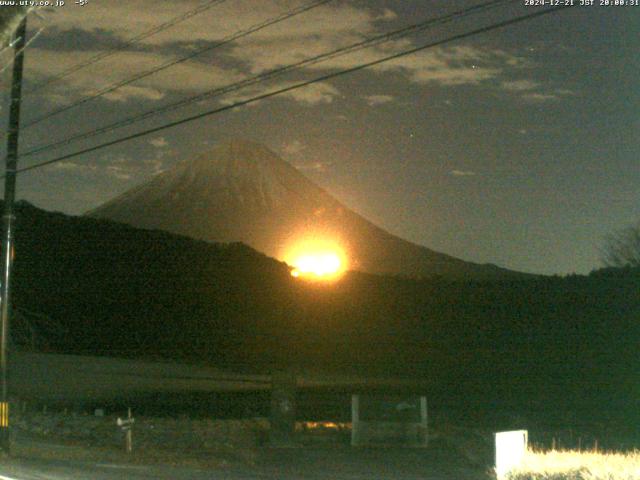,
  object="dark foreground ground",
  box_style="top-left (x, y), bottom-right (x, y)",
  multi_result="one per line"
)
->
top-left (3, 396), bottom-right (507, 480)
top-left (1, 444), bottom-right (489, 480)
